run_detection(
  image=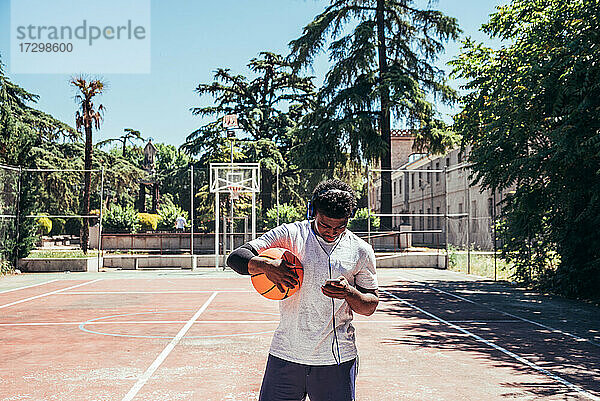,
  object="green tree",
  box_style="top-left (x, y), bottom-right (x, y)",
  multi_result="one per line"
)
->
top-left (182, 52), bottom-right (316, 211)
top-left (97, 128), bottom-right (144, 157)
top-left (0, 57), bottom-right (77, 261)
top-left (289, 0), bottom-right (460, 228)
top-left (71, 77), bottom-right (106, 253)
top-left (451, 0), bottom-right (600, 300)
